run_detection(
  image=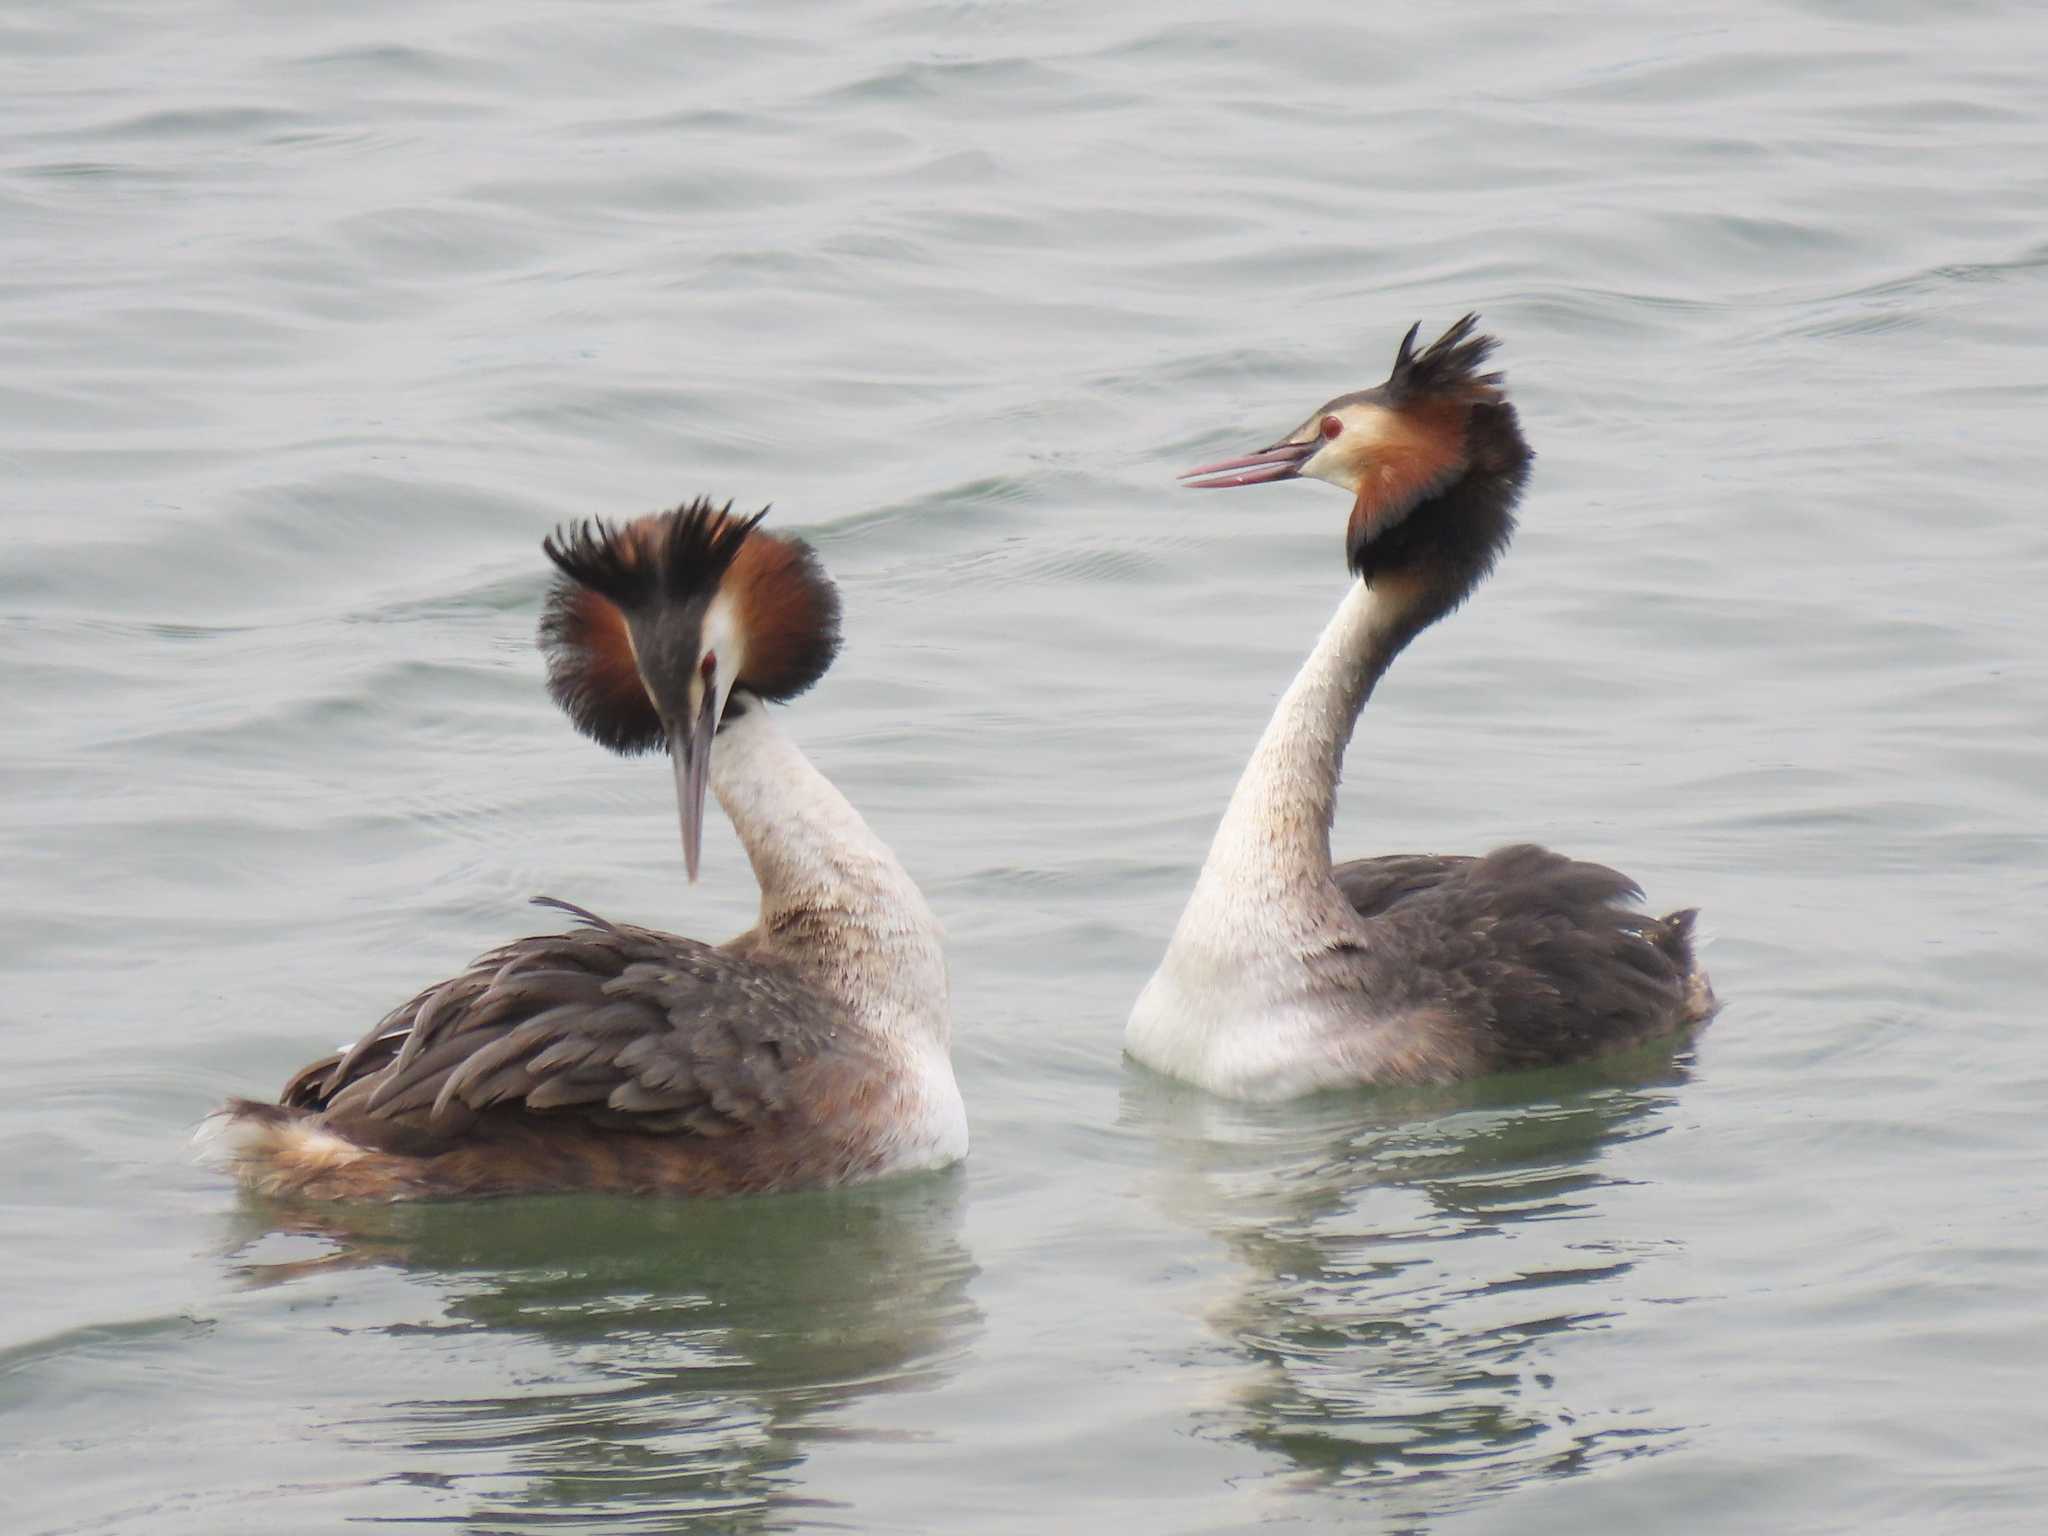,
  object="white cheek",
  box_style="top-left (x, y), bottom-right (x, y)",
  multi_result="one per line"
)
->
top-left (1302, 437), bottom-right (1358, 489)
top-left (1303, 408), bottom-right (1394, 491)
top-left (703, 593), bottom-right (747, 693)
